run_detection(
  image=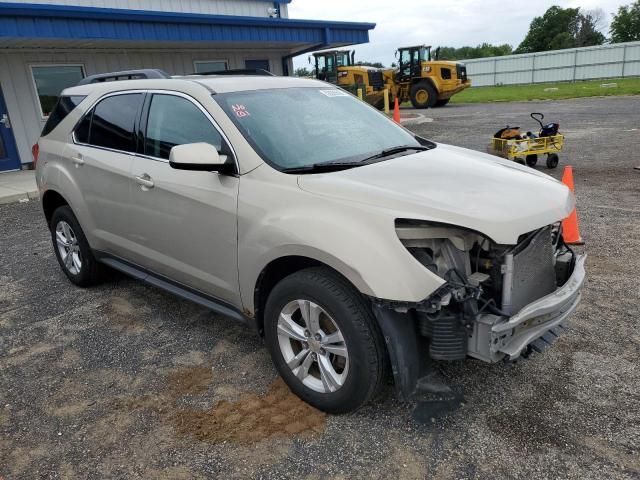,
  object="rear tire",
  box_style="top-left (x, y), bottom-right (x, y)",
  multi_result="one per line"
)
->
top-left (410, 82), bottom-right (437, 109)
top-left (264, 267), bottom-right (387, 413)
top-left (50, 206), bottom-right (103, 287)
top-left (546, 153), bottom-right (559, 169)
top-left (514, 157), bottom-right (526, 165)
